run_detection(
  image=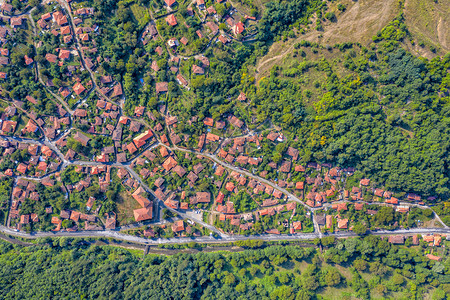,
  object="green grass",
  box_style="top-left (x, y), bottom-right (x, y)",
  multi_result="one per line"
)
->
top-left (131, 3), bottom-right (151, 30)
